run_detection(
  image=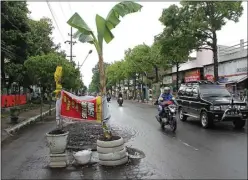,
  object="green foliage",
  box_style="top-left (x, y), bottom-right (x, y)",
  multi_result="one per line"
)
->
top-left (1, 1), bottom-right (30, 86)
top-left (1, 1), bottom-right (74, 91)
top-left (180, 1), bottom-right (243, 50)
top-left (106, 61), bottom-right (126, 87)
top-left (88, 62), bottom-right (110, 93)
top-left (156, 4), bottom-right (198, 66)
top-left (24, 53), bottom-right (83, 91)
top-left (27, 18), bottom-right (58, 57)
top-left (67, 1), bottom-right (142, 55)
